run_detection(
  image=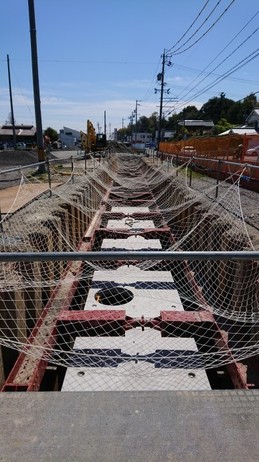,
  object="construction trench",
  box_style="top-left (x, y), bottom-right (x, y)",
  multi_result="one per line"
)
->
top-left (0, 150), bottom-right (259, 392)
